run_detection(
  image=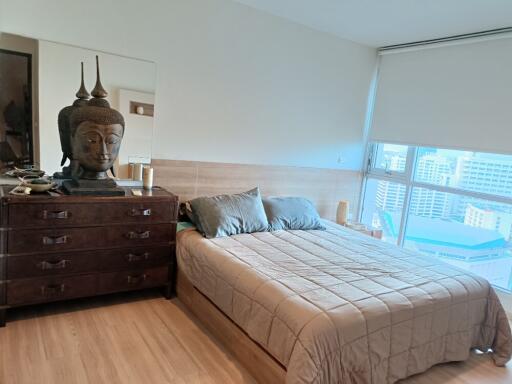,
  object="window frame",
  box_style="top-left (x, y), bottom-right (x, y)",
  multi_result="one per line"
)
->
top-left (361, 142), bottom-right (512, 249)
top-left (366, 142), bottom-right (415, 181)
